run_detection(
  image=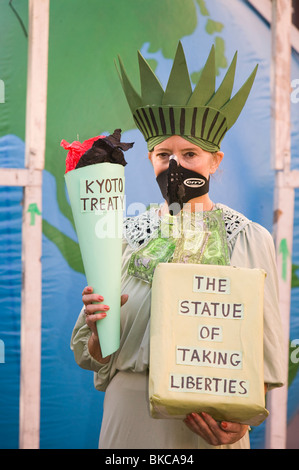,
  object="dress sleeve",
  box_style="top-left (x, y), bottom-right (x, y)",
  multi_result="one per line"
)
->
top-left (230, 222), bottom-right (286, 390)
